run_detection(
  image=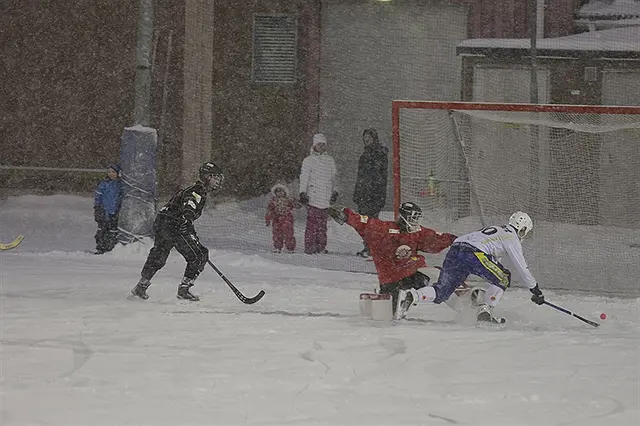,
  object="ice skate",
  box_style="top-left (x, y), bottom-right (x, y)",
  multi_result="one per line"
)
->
top-left (395, 288), bottom-right (418, 320)
top-left (177, 279), bottom-right (199, 301)
top-left (476, 304), bottom-right (506, 324)
top-left (130, 278), bottom-right (150, 300)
